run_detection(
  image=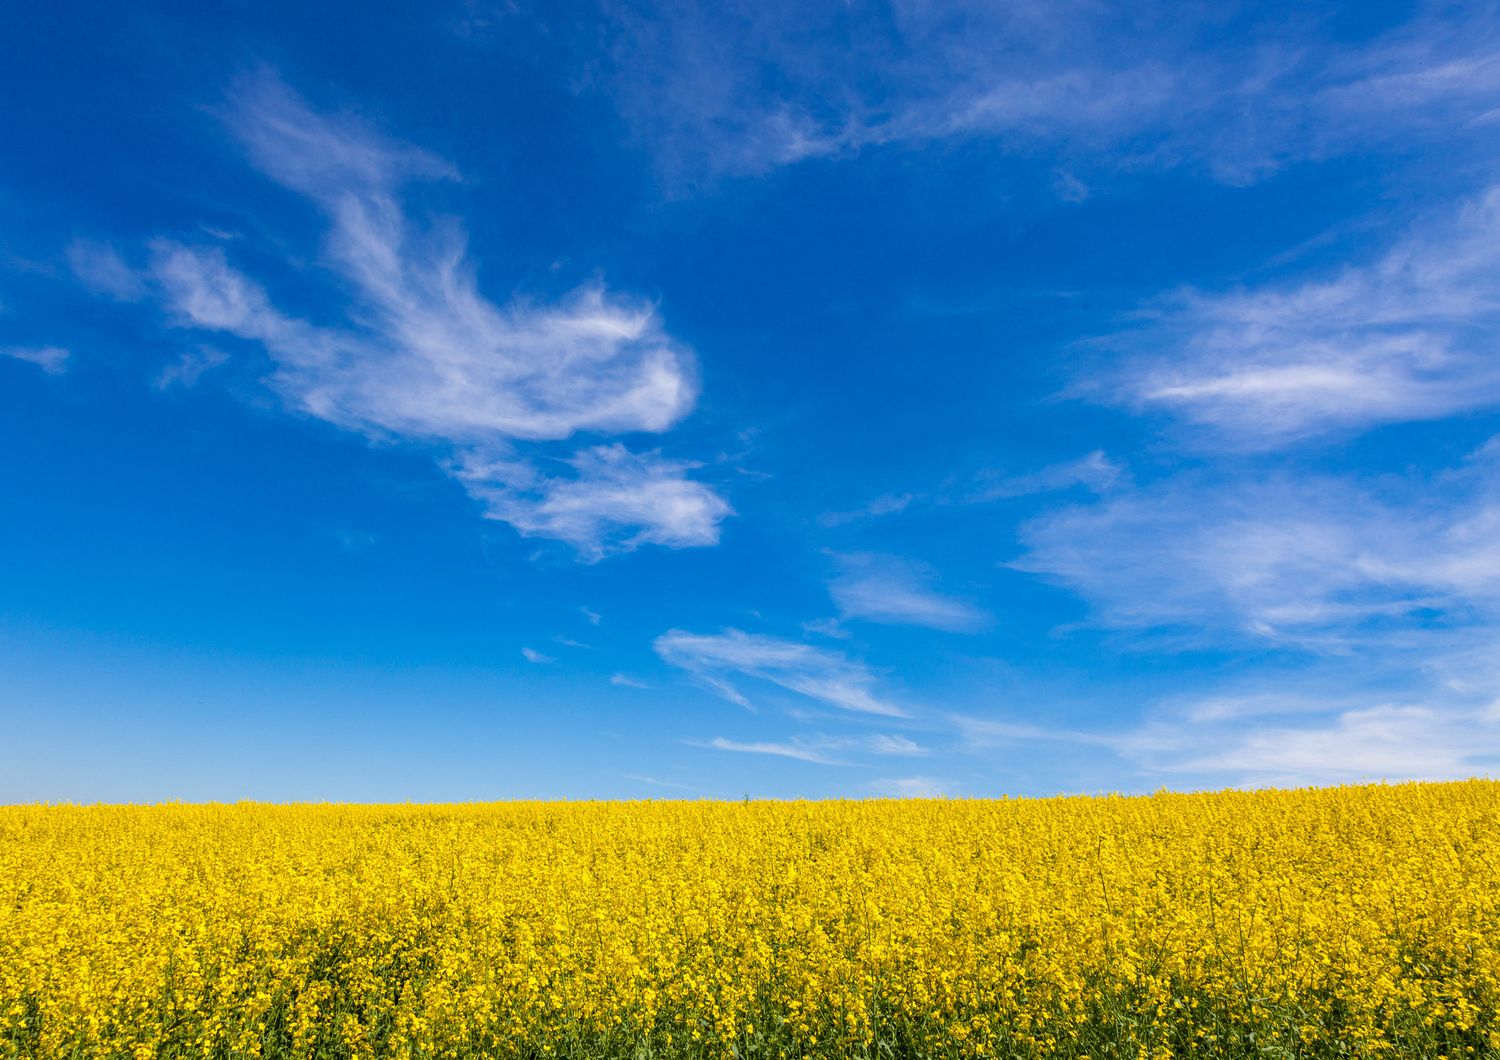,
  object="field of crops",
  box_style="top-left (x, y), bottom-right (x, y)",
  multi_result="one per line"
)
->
top-left (3, 782), bottom-right (1498, 1059)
